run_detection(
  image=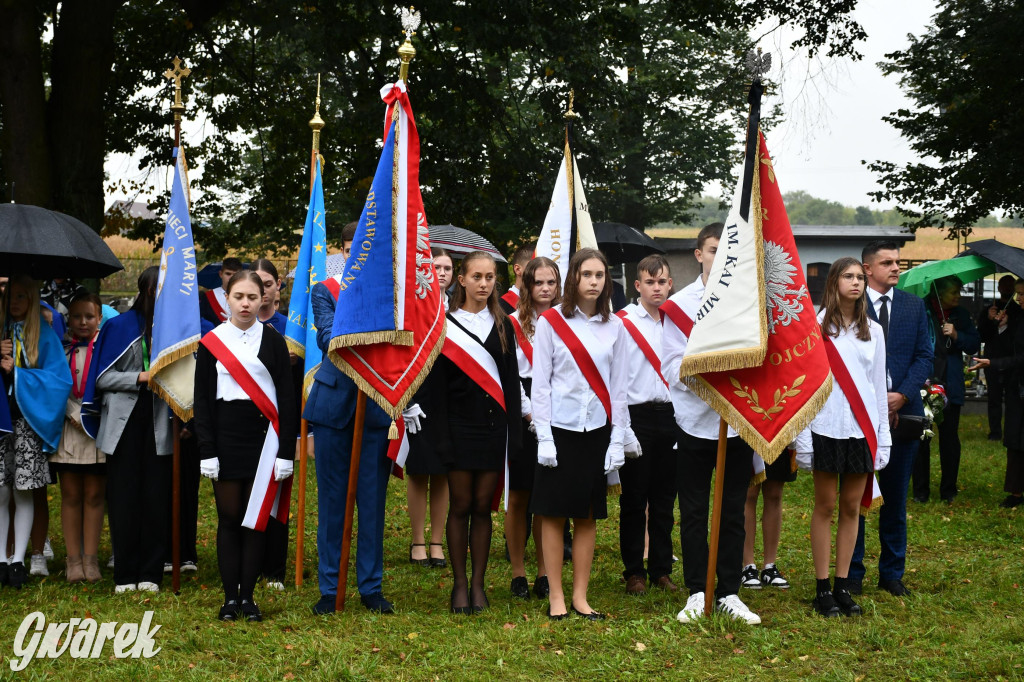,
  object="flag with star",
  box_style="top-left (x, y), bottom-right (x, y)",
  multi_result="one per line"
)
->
top-left (285, 157), bottom-right (328, 396)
